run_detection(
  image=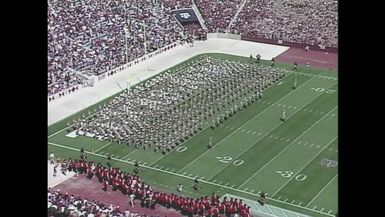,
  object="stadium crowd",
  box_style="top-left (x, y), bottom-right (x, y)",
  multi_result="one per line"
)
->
top-left (195, 0), bottom-right (243, 33)
top-left (230, 0), bottom-right (338, 47)
top-left (48, 188), bottom-right (161, 217)
top-left (48, 0), bottom-right (337, 98)
top-left (50, 158), bottom-right (253, 217)
top-left (69, 56), bottom-right (285, 153)
top-left (158, 0), bottom-right (192, 10)
top-left (48, 0), bottom-right (184, 96)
